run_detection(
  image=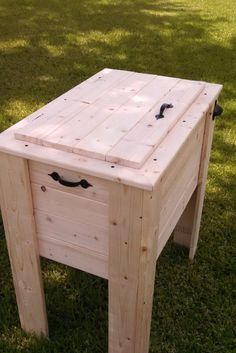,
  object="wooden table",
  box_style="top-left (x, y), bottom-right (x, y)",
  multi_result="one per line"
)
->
top-left (0, 69), bottom-right (222, 353)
